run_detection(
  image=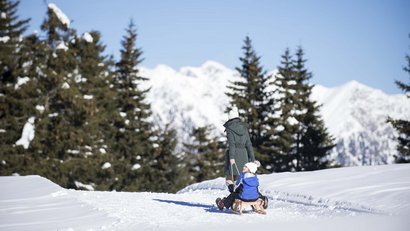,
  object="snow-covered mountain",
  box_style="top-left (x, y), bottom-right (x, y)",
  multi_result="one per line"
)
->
top-left (311, 81), bottom-right (409, 166)
top-left (1, 164), bottom-right (409, 230)
top-left (140, 61), bottom-right (410, 167)
top-left (140, 61), bottom-right (237, 143)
